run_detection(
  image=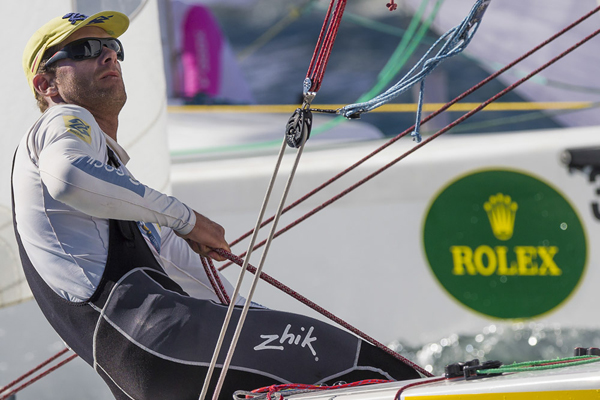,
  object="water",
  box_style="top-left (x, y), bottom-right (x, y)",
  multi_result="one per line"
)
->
top-left (390, 322), bottom-right (600, 376)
